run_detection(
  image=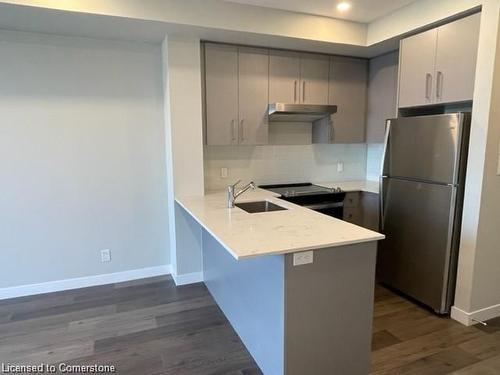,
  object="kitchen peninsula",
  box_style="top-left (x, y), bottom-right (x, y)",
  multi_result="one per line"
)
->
top-left (176, 188), bottom-right (384, 375)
